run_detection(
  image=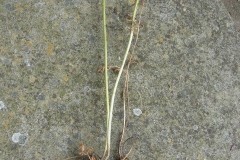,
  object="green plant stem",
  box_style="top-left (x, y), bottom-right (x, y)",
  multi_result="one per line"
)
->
top-left (105, 0), bottom-right (140, 159)
top-left (102, 0), bottom-right (110, 159)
